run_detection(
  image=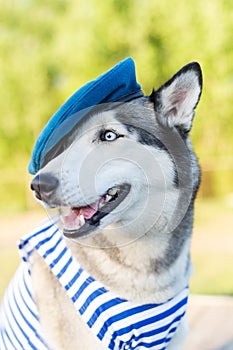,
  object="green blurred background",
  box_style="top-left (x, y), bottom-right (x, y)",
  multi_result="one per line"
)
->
top-left (0, 0), bottom-right (232, 299)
